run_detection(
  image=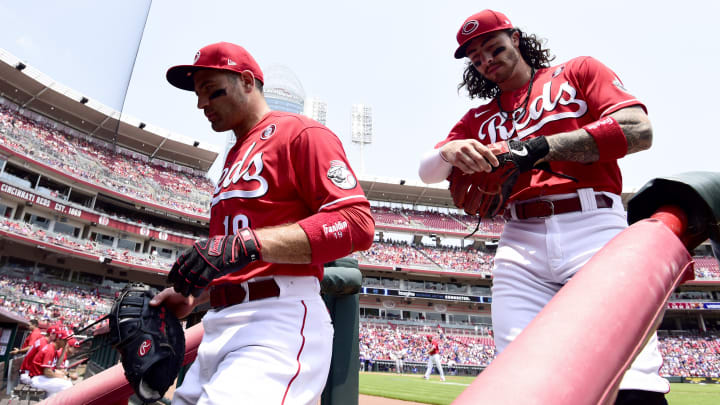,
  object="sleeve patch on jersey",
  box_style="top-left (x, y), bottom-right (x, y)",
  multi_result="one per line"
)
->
top-left (327, 160), bottom-right (357, 190)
